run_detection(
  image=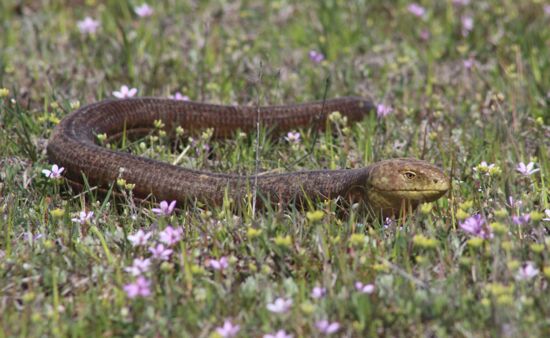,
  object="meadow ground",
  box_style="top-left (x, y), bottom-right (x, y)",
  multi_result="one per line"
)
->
top-left (1, 0), bottom-right (549, 337)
